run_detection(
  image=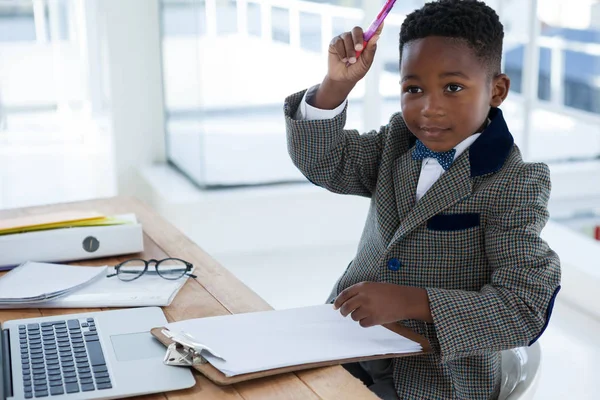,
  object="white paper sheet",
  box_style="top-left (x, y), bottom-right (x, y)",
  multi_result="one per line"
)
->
top-left (165, 304), bottom-right (422, 377)
top-left (0, 262), bottom-right (106, 302)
